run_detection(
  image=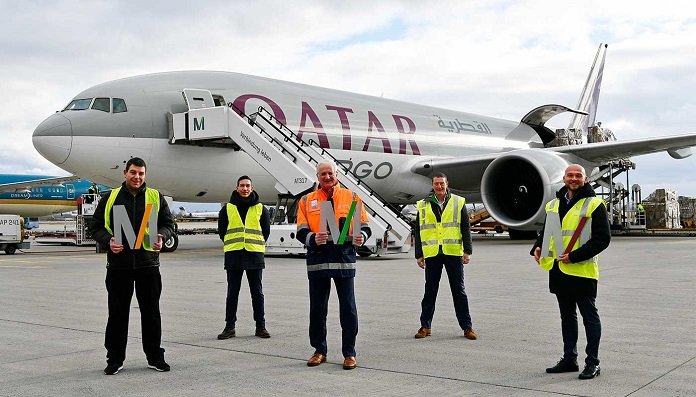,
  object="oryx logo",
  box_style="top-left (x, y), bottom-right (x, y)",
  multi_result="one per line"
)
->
top-left (193, 117), bottom-right (205, 131)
